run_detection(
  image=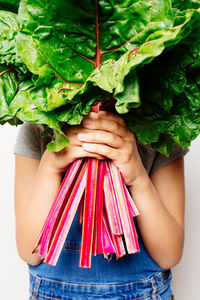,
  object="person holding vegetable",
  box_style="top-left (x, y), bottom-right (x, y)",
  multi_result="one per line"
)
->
top-left (14, 110), bottom-right (188, 299)
top-left (6, 0), bottom-right (198, 298)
